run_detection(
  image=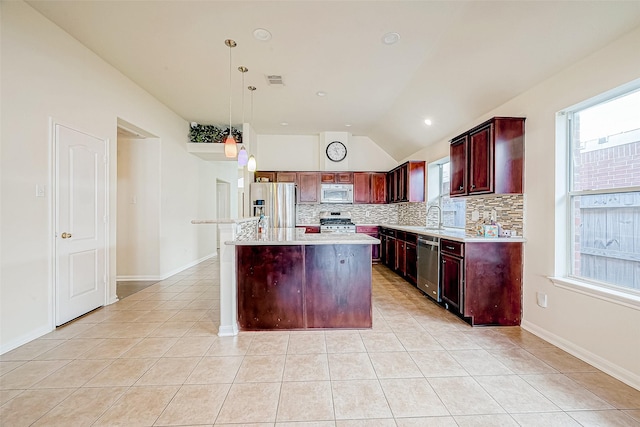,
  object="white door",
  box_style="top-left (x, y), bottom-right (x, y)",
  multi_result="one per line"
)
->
top-left (55, 124), bottom-right (108, 326)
